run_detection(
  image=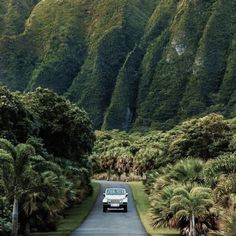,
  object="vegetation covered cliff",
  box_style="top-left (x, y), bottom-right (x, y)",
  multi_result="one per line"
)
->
top-left (0, 0), bottom-right (236, 130)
